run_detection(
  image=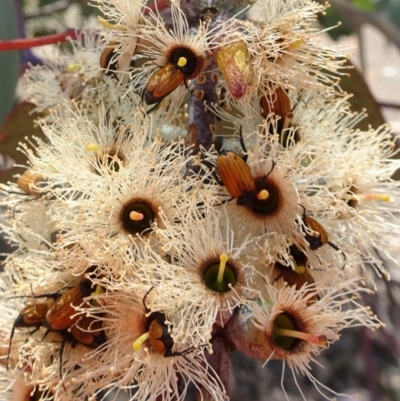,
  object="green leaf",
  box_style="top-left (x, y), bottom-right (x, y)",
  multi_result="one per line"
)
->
top-left (0, 0), bottom-right (21, 127)
top-left (351, 0), bottom-right (376, 12)
top-left (0, 102), bottom-right (46, 185)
